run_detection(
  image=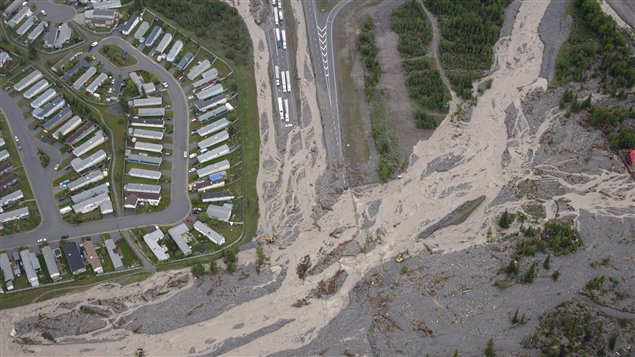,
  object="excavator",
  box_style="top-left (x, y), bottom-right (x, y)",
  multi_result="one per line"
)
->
top-left (135, 348), bottom-right (144, 357)
top-left (257, 236), bottom-right (276, 244)
top-left (395, 250), bottom-right (410, 263)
